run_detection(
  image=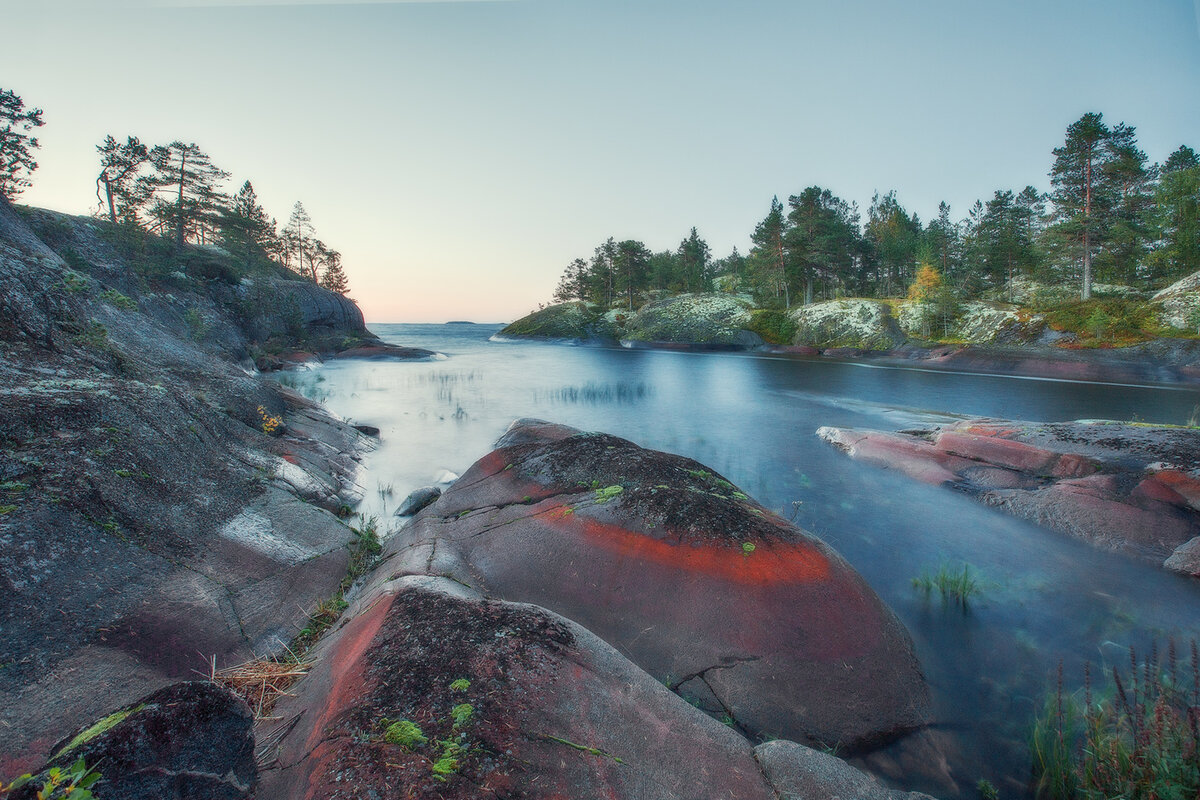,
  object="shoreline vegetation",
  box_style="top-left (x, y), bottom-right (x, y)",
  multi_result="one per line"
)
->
top-left (498, 111), bottom-right (1200, 385)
